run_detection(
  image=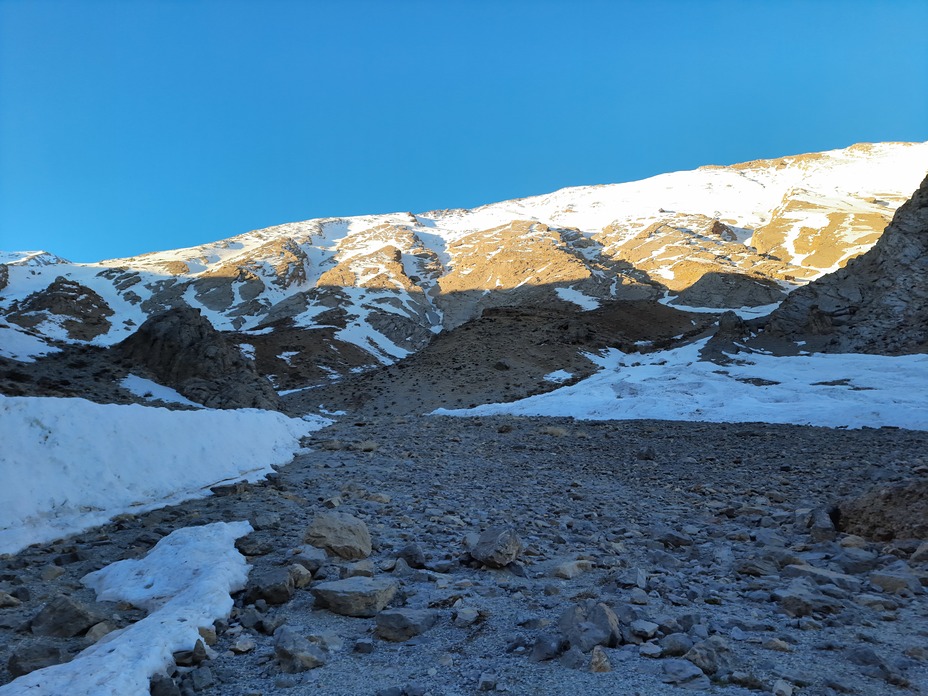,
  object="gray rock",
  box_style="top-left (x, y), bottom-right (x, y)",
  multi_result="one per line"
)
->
top-left (477, 672), bottom-right (497, 691)
top-left (661, 632), bottom-right (694, 657)
top-left (311, 576), bottom-right (398, 617)
top-left (530, 634), bottom-right (564, 662)
top-left (870, 567), bottom-right (922, 594)
top-left (274, 626), bottom-right (326, 672)
top-left (245, 566), bottom-right (295, 605)
top-left (773, 579), bottom-right (844, 617)
top-left (397, 543), bottom-right (427, 569)
top-left (781, 564), bottom-right (862, 592)
top-left (30, 595), bottom-right (102, 638)
top-left (471, 527), bottom-right (522, 568)
top-left (375, 608), bottom-right (439, 641)
top-left (8, 641), bottom-right (72, 677)
top-left (291, 545), bottom-right (328, 574)
top-left (150, 674), bottom-right (181, 696)
top-left (662, 658), bottom-right (710, 688)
